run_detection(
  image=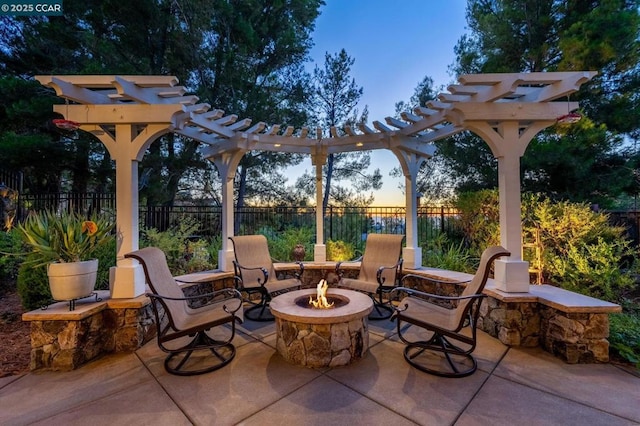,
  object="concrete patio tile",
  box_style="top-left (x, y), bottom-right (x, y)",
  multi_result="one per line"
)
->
top-left (457, 374), bottom-right (635, 426)
top-left (494, 347), bottom-right (640, 423)
top-left (236, 317), bottom-right (277, 341)
top-left (143, 339), bottom-right (323, 426)
top-left (29, 379), bottom-right (191, 426)
top-left (368, 318), bottom-right (398, 339)
top-left (0, 353), bottom-right (153, 425)
top-left (239, 374), bottom-right (418, 426)
top-left (0, 373), bottom-right (23, 389)
top-left (326, 338), bottom-right (489, 425)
